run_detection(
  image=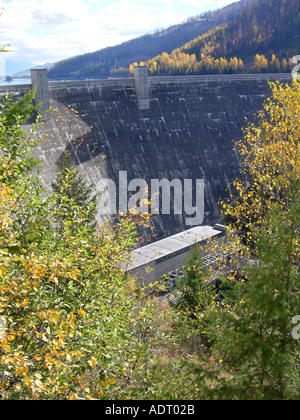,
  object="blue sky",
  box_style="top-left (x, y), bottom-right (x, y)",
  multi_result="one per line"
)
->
top-left (0, 0), bottom-right (237, 73)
